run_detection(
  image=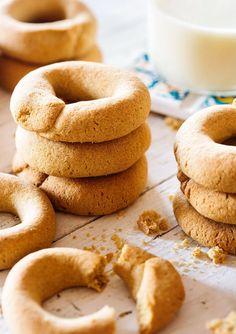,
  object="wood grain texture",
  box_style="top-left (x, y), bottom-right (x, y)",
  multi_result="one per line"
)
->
top-left (0, 1), bottom-right (236, 334)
